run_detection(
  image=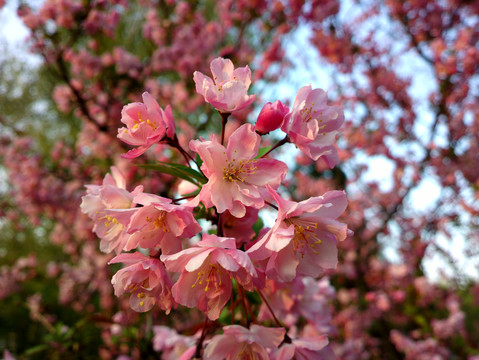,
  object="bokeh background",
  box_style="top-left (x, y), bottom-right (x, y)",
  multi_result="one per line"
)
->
top-left (0, 0), bottom-right (478, 359)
